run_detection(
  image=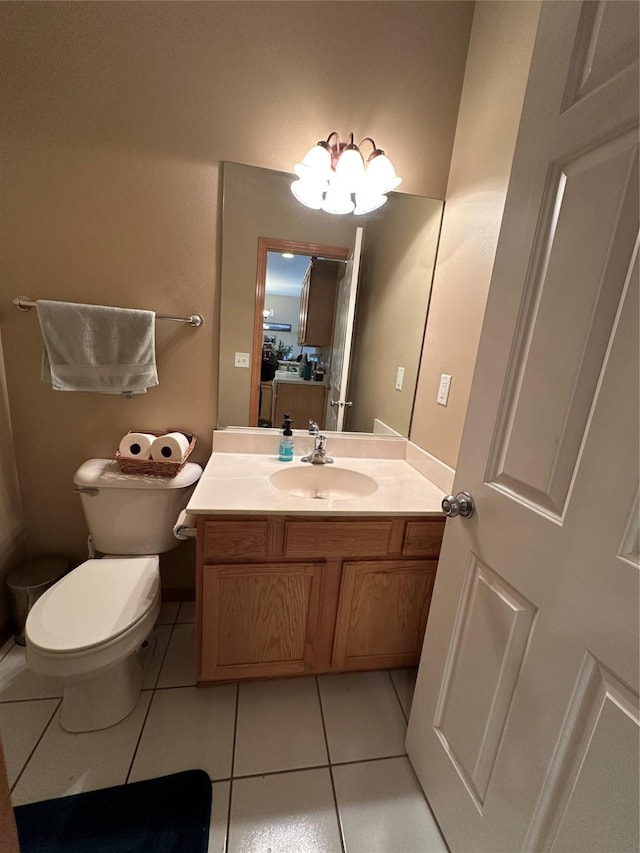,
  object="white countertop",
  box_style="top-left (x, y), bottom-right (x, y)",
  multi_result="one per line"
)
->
top-left (187, 449), bottom-right (446, 517)
top-left (274, 373), bottom-right (327, 386)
